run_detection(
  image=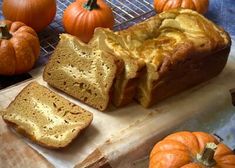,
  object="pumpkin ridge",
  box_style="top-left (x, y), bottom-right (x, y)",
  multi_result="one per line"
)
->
top-left (93, 11), bottom-right (105, 28)
top-left (102, 7), bottom-right (115, 28)
top-left (10, 34), bottom-right (34, 73)
top-left (8, 39), bottom-right (17, 74)
top-left (151, 150), bottom-right (192, 167)
top-left (8, 40), bottom-right (16, 58)
top-left (0, 40), bottom-right (16, 75)
top-left (215, 154), bottom-right (235, 166)
top-left (14, 33), bottom-right (38, 63)
top-left (163, 0), bottom-right (174, 11)
top-left (150, 139), bottom-right (190, 159)
top-left (192, 132), bottom-right (201, 154)
top-left (70, 5), bottom-right (86, 35)
top-left (176, 0), bottom-right (181, 8)
top-left (13, 26), bottom-right (38, 38)
top-left (157, 0), bottom-right (168, 12)
top-left (191, 0), bottom-right (197, 10)
top-left (153, 0), bottom-right (209, 14)
top-left (79, 11), bottom-right (91, 41)
top-left (165, 132), bottom-right (200, 156)
top-left (195, 133), bottom-right (220, 153)
top-left (9, 22), bottom-right (26, 34)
